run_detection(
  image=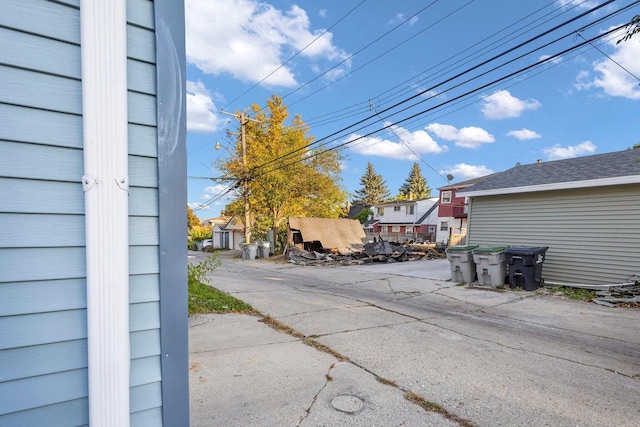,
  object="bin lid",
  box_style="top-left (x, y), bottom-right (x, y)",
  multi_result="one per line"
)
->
top-left (504, 246), bottom-right (548, 255)
top-left (472, 245), bottom-right (509, 254)
top-left (446, 245), bottom-right (478, 253)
